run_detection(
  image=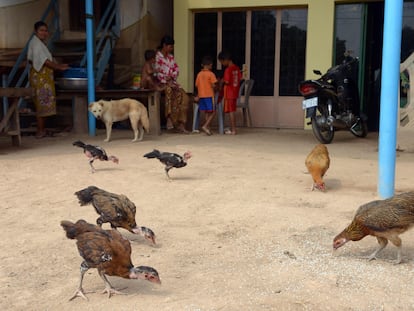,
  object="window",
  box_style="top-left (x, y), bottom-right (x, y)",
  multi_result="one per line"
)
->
top-left (402, 2), bottom-right (414, 61)
top-left (334, 4), bottom-right (363, 65)
top-left (250, 11), bottom-right (276, 96)
top-left (194, 8), bottom-right (308, 97)
top-left (222, 12), bottom-right (246, 69)
top-left (194, 13), bottom-right (218, 83)
top-left (279, 9), bottom-right (308, 96)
